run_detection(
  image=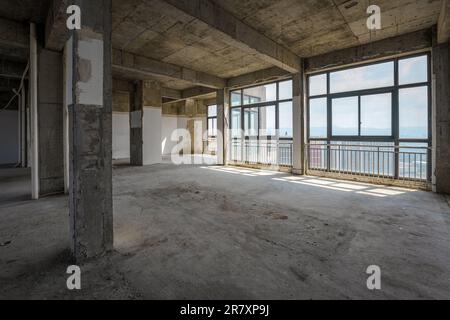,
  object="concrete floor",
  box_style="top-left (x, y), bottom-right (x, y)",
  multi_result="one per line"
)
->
top-left (1, 164), bottom-right (450, 299)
